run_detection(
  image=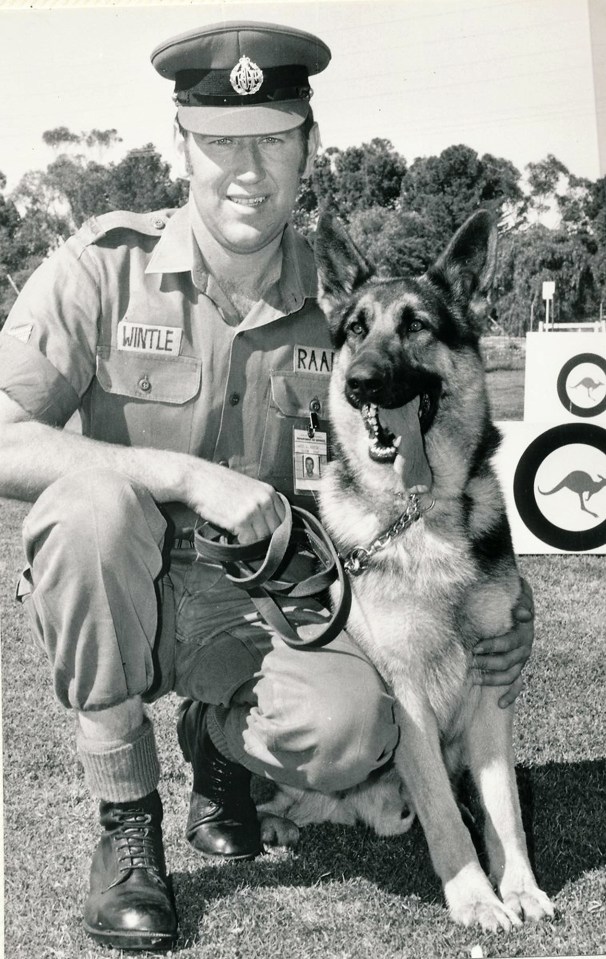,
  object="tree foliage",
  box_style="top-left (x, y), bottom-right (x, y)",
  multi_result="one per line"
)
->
top-left (13, 137), bottom-right (188, 236)
top-left (494, 225), bottom-right (603, 335)
top-left (399, 145), bottom-right (523, 236)
top-left (1, 129), bottom-right (189, 324)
